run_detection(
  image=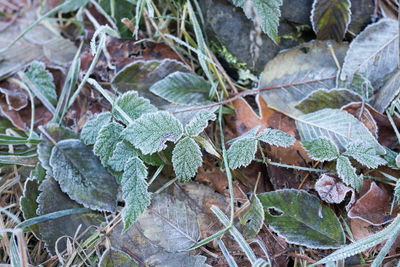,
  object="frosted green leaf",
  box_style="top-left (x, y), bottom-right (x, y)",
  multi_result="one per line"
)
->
top-left (185, 110), bottom-right (216, 137)
top-left (50, 139), bottom-right (118, 212)
top-left (108, 140), bottom-right (139, 172)
top-left (394, 179), bottom-right (400, 204)
top-left (146, 253), bottom-right (209, 267)
top-left (60, 0), bottom-right (90, 13)
top-left (38, 123), bottom-right (78, 176)
top-left (295, 108), bottom-right (385, 155)
top-left (36, 177), bottom-right (104, 255)
top-left (227, 126), bottom-right (260, 144)
top-left (258, 189), bottom-right (345, 249)
top-left (80, 112), bottom-right (112, 145)
top-left (122, 157), bottom-right (150, 231)
top-left (149, 72), bottom-right (211, 105)
top-left (115, 91), bottom-right (157, 124)
top-left (240, 194), bottom-right (264, 239)
top-left (20, 176), bottom-right (40, 237)
top-left (343, 142), bottom-right (387, 169)
top-left (25, 61), bottom-right (57, 105)
top-left (99, 248), bottom-right (139, 267)
top-left (257, 128), bottom-right (295, 147)
top-left (301, 138), bottom-right (339, 161)
top-left (295, 88), bottom-right (361, 113)
top-left (140, 152), bottom-right (165, 166)
top-left (123, 111), bottom-right (183, 155)
top-left (172, 137), bottom-right (202, 183)
top-left (311, 0), bottom-right (351, 41)
top-left (232, 0), bottom-right (283, 44)
top-left (227, 137), bottom-right (258, 169)
top-left (336, 156), bottom-right (362, 191)
top-left (383, 147), bottom-right (399, 170)
top-left (94, 122), bottom-right (124, 166)
top-left (315, 215), bottom-right (400, 265)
